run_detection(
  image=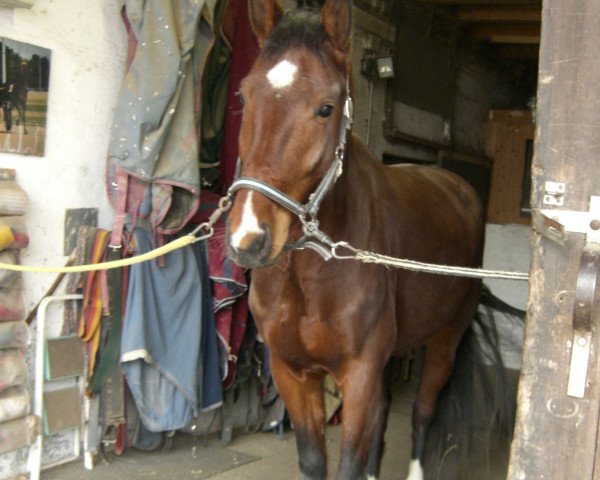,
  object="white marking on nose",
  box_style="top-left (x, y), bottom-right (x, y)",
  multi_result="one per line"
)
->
top-left (267, 59), bottom-right (298, 89)
top-left (367, 476), bottom-right (378, 480)
top-left (231, 192), bottom-right (262, 249)
top-left (406, 459), bottom-right (424, 480)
